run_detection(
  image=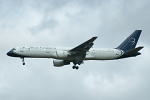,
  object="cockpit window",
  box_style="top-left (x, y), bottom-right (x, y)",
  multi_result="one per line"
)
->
top-left (11, 48), bottom-right (16, 51)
